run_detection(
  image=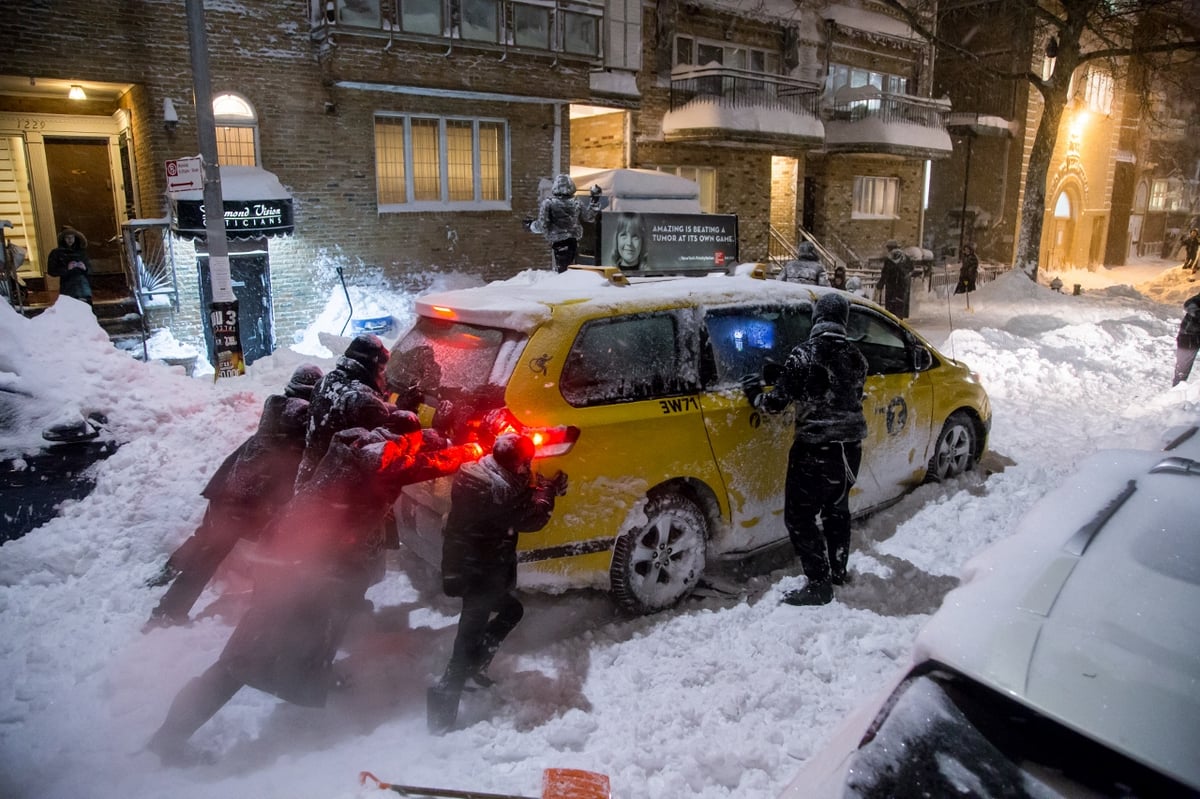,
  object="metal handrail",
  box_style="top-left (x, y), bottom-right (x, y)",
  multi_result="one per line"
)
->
top-left (669, 68), bottom-right (823, 117)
